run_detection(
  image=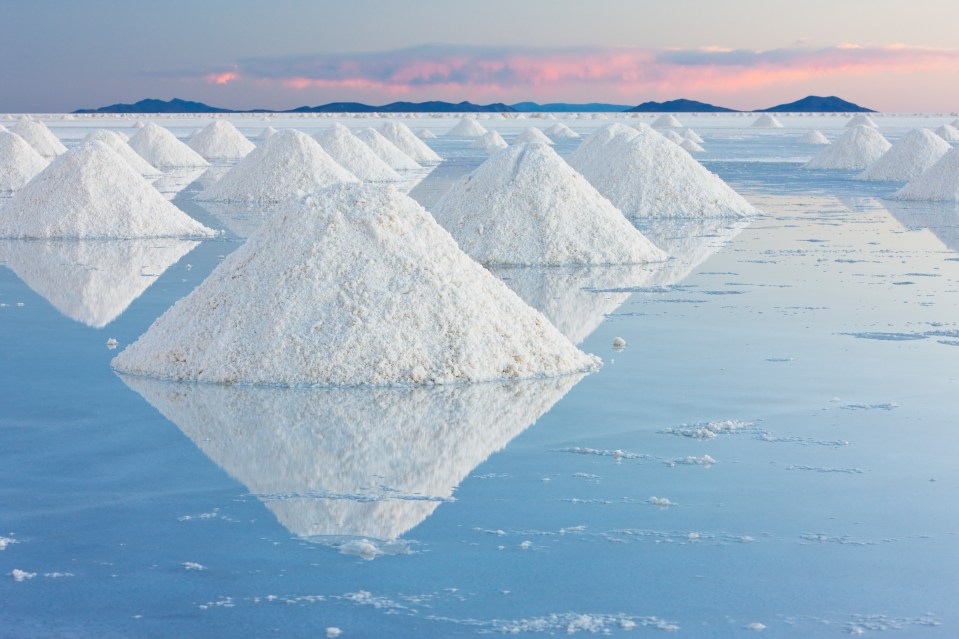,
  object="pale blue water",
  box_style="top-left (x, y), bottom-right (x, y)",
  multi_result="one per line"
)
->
top-left (1, 120), bottom-right (958, 637)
